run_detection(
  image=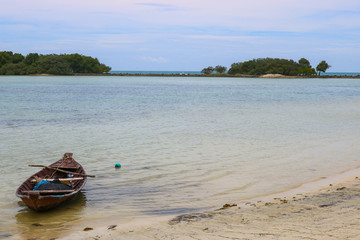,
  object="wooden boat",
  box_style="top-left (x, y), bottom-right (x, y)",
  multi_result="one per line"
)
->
top-left (16, 153), bottom-right (91, 211)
